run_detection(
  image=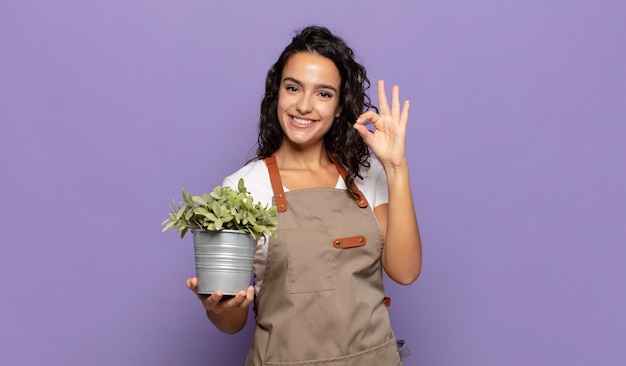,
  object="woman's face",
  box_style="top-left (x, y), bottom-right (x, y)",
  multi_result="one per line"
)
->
top-left (277, 52), bottom-right (342, 149)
